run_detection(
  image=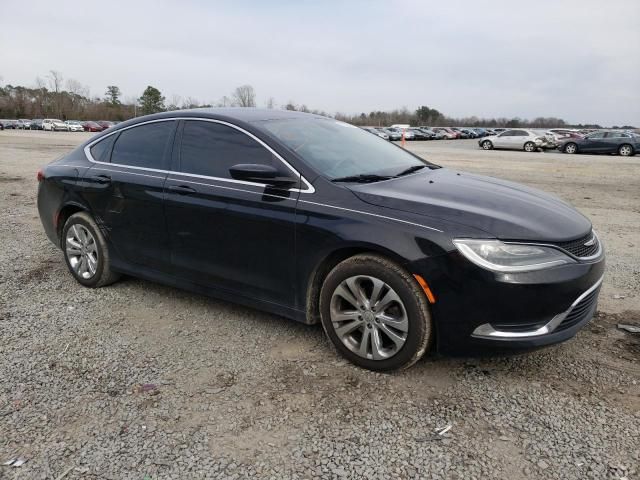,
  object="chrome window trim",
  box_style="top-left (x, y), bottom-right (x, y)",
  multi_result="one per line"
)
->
top-left (471, 275), bottom-right (604, 339)
top-left (166, 177), bottom-right (443, 233)
top-left (83, 117), bottom-right (315, 193)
